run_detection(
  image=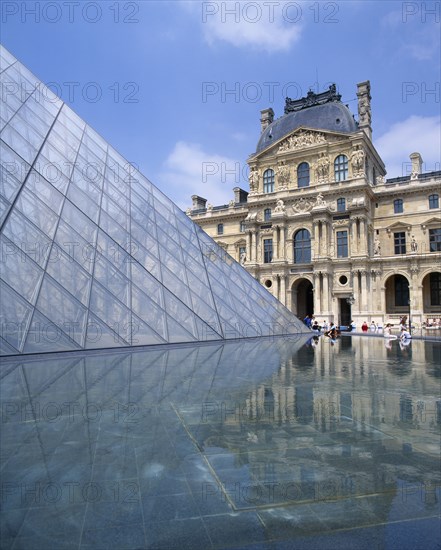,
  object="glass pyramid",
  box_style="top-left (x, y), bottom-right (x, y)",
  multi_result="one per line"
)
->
top-left (0, 45), bottom-right (307, 355)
